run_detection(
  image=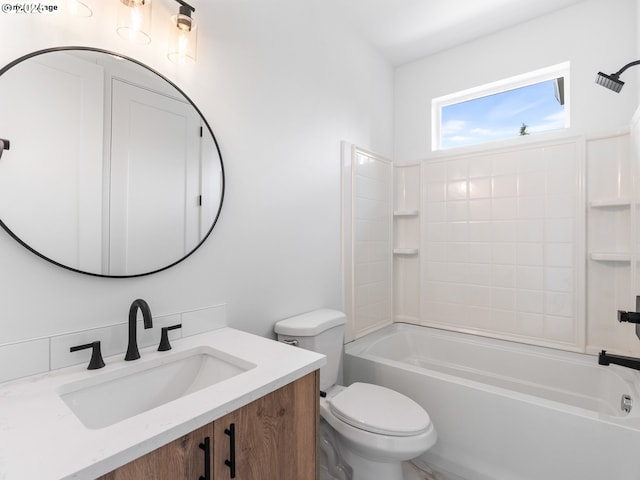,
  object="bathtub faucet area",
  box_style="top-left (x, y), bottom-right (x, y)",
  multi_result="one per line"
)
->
top-left (617, 296), bottom-right (640, 340)
top-left (598, 350), bottom-right (640, 371)
top-left (600, 300), bottom-right (640, 370)
top-left (618, 310), bottom-right (640, 323)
